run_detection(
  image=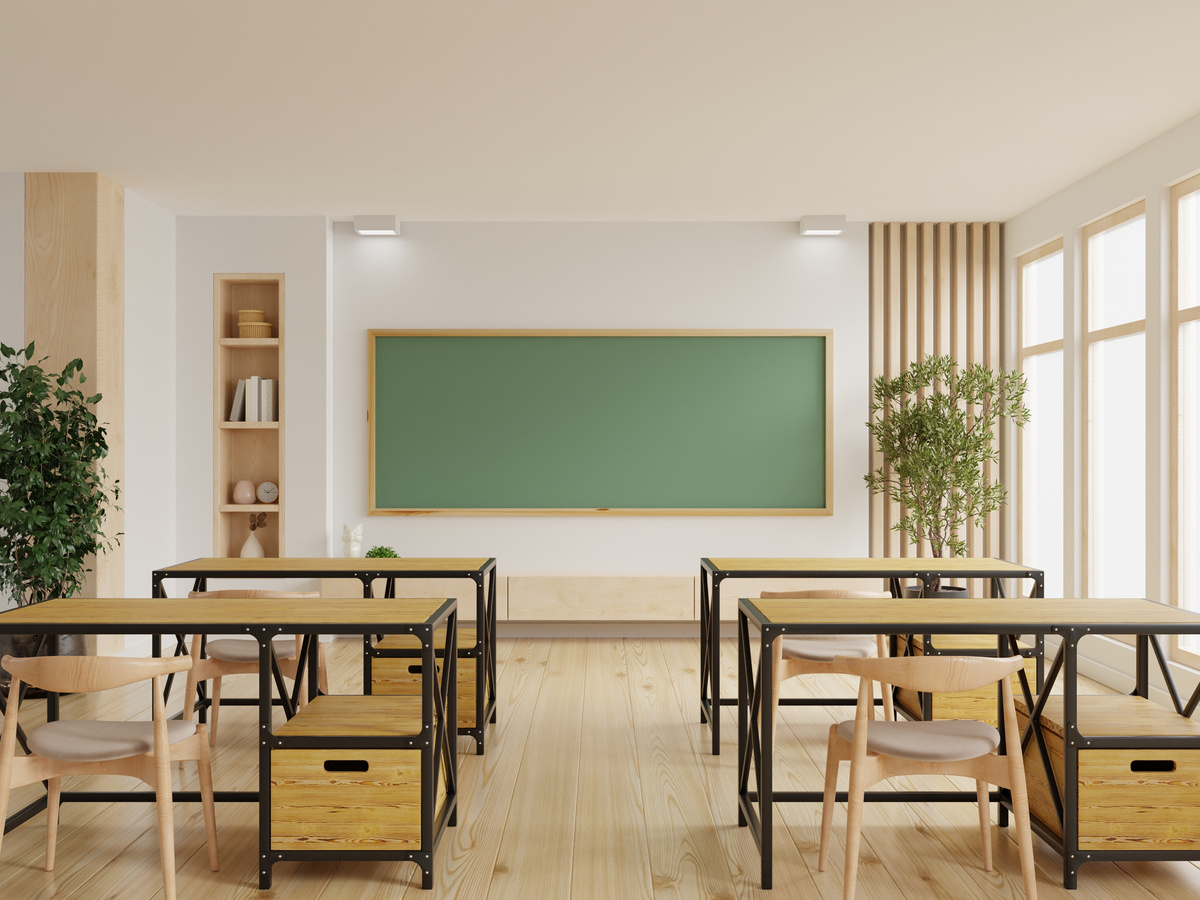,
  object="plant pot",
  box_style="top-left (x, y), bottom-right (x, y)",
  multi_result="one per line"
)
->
top-left (904, 584), bottom-right (969, 600)
top-left (0, 632), bottom-right (87, 693)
